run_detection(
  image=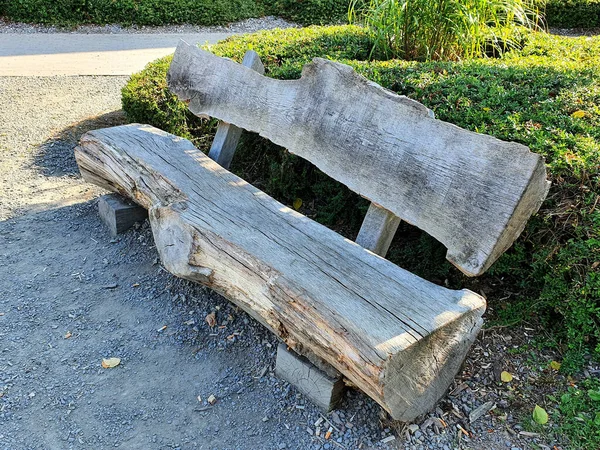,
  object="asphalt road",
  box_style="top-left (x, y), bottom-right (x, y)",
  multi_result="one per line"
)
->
top-left (0, 32), bottom-right (235, 75)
